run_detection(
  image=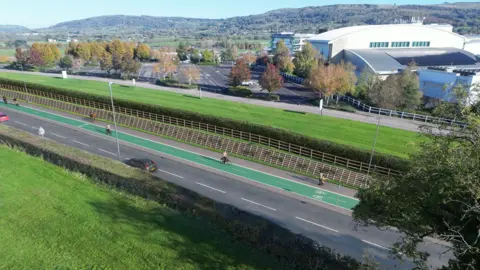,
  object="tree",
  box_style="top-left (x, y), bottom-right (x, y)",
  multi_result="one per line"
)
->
top-left (293, 42), bottom-right (321, 78)
top-left (353, 88), bottom-right (480, 269)
top-left (201, 49), bottom-right (214, 63)
top-left (229, 58), bottom-right (251, 87)
top-left (120, 50), bottom-right (141, 80)
top-left (181, 65), bottom-right (200, 85)
top-left (189, 48), bottom-right (201, 64)
top-left (99, 52), bottom-right (113, 74)
top-left (28, 49), bottom-right (44, 67)
top-left (273, 40), bottom-right (291, 72)
top-left (135, 43), bottom-right (151, 61)
top-left (58, 55), bottom-right (73, 71)
top-left (76, 43), bottom-right (92, 62)
top-left (259, 63), bottom-right (283, 95)
top-left (304, 61), bottom-right (357, 104)
top-left (153, 49), bottom-right (178, 80)
top-left (66, 42), bottom-right (79, 57)
top-left (242, 52), bottom-right (256, 66)
top-left (176, 43), bottom-right (188, 61)
top-left (106, 39), bottom-right (126, 57)
top-left (90, 42), bottom-right (106, 60)
top-left (366, 68), bottom-right (421, 110)
top-left (49, 44), bottom-right (61, 62)
top-left (355, 68), bottom-right (382, 100)
top-left (29, 43), bottom-right (54, 68)
top-left (221, 46), bottom-right (238, 61)
top-left (14, 47), bottom-right (27, 68)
